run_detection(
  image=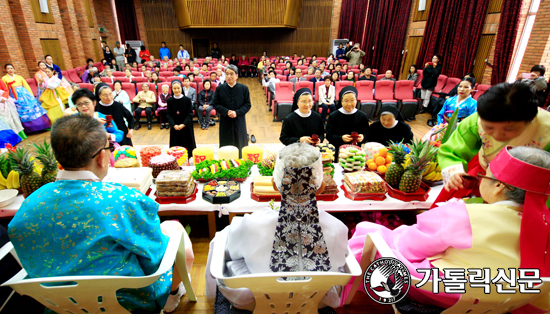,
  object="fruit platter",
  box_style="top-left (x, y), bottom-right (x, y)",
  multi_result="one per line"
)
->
top-left (202, 179), bottom-right (241, 204)
top-left (192, 159), bottom-right (254, 182)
